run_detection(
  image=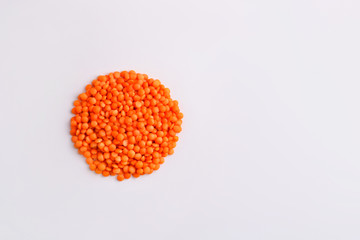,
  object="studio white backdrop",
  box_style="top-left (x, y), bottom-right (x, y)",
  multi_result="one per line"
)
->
top-left (1, 0), bottom-right (360, 239)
